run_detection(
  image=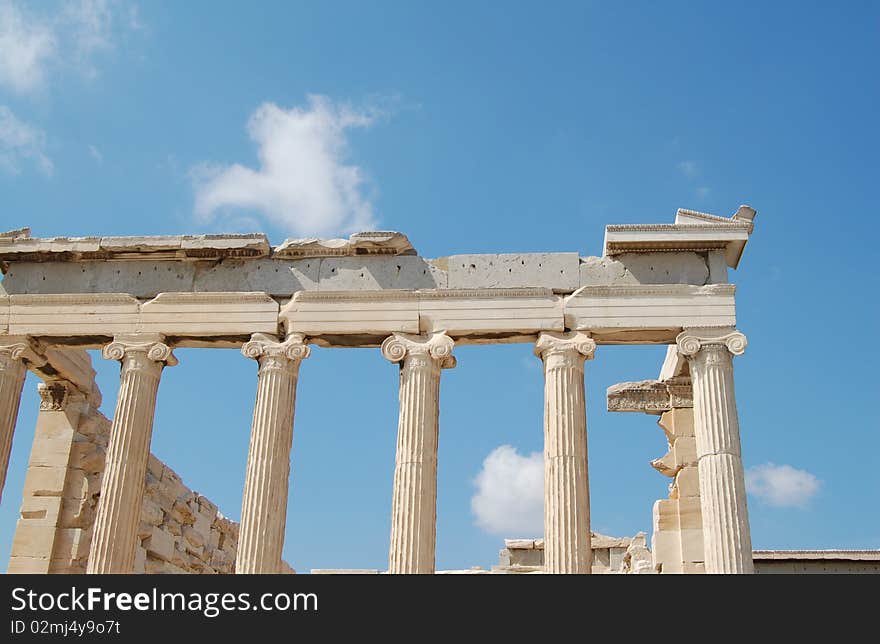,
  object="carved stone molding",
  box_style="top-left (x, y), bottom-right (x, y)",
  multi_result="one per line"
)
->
top-left (607, 377), bottom-right (693, 414)
top-left (534, 331), bottom-right (596, 364)
top-left (102, 334), bottom-right (178, 366)
top-left (381, 332), bottom-right (456, 369)
top-left (37, 380), bottom-right (83, 411)
top-left (676, 328), bottom-right (747, 357)
top-left (0, 336), bottom-right (46, 368)
top-left (242, 333), bottom-right (311, 362)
